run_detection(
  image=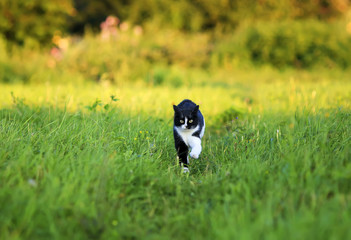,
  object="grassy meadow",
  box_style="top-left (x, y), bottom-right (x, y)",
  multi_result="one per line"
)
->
top-left (1, 70), bottom-right (351, 239)
top-left (1, 16), bottom-right (351, 239)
